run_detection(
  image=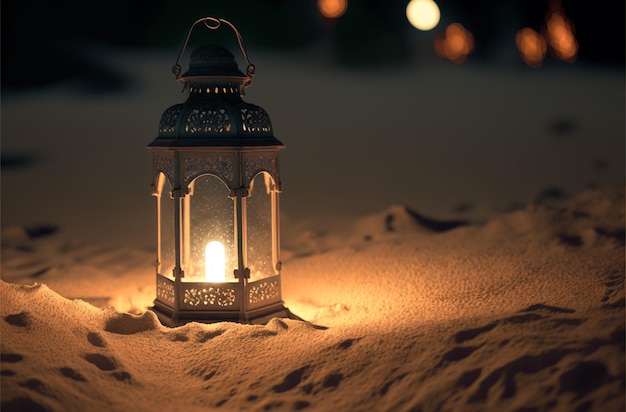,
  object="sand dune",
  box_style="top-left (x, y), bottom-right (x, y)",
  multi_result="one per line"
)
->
top-left (1, 186), bottom-right (623, 411)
